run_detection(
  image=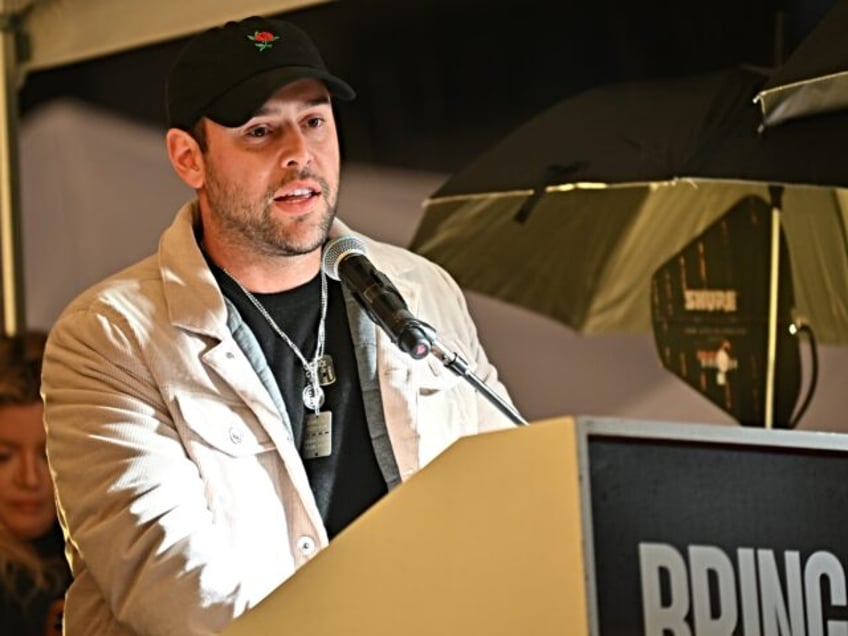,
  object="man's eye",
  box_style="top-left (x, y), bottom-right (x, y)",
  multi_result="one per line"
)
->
top-left (306, 116), bottom-right (324, 129)
top-left (246, 125), bottom-right (271, 138)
